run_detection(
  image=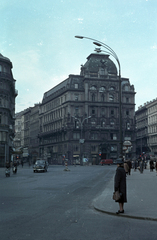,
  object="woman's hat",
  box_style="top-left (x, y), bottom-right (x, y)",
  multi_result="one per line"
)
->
top-left (116, 158), bottom-right (124, 164)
